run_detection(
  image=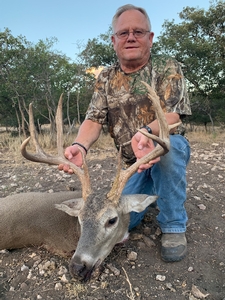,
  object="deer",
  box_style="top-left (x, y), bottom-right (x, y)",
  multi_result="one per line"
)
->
top-left (0, 82), bottom-right (179, 281)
